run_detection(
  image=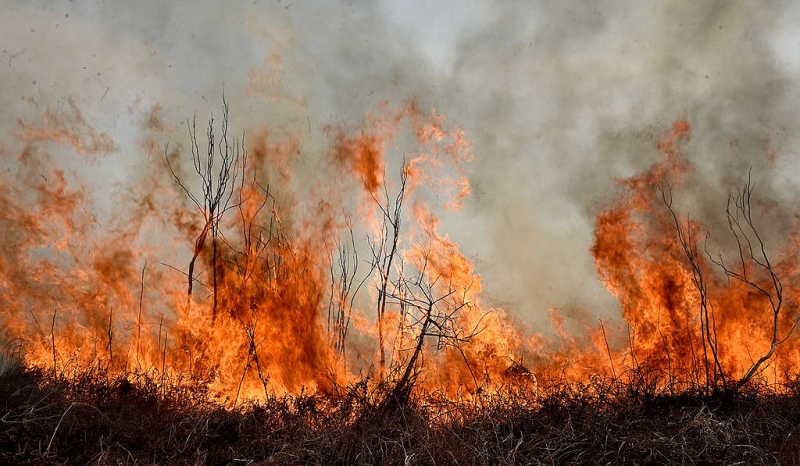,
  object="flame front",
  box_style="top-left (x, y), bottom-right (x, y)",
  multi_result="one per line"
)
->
top-left (0, 99), bottom-right (519, 401)
top-left (1, 97), bottom-right (798, 402)
top-left (591, 120), bottom-right (800, 390)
